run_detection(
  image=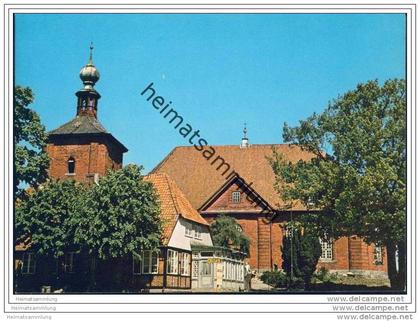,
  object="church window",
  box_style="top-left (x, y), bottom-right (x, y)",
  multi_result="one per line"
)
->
top-left (231, 191), bottom-right (241, 203)
top-left (320, 238), bottom-right (334, 261)
top-left (67, 157), bottom-right (75, 174)
top-left (374, 244), bottom-right (383, 264)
